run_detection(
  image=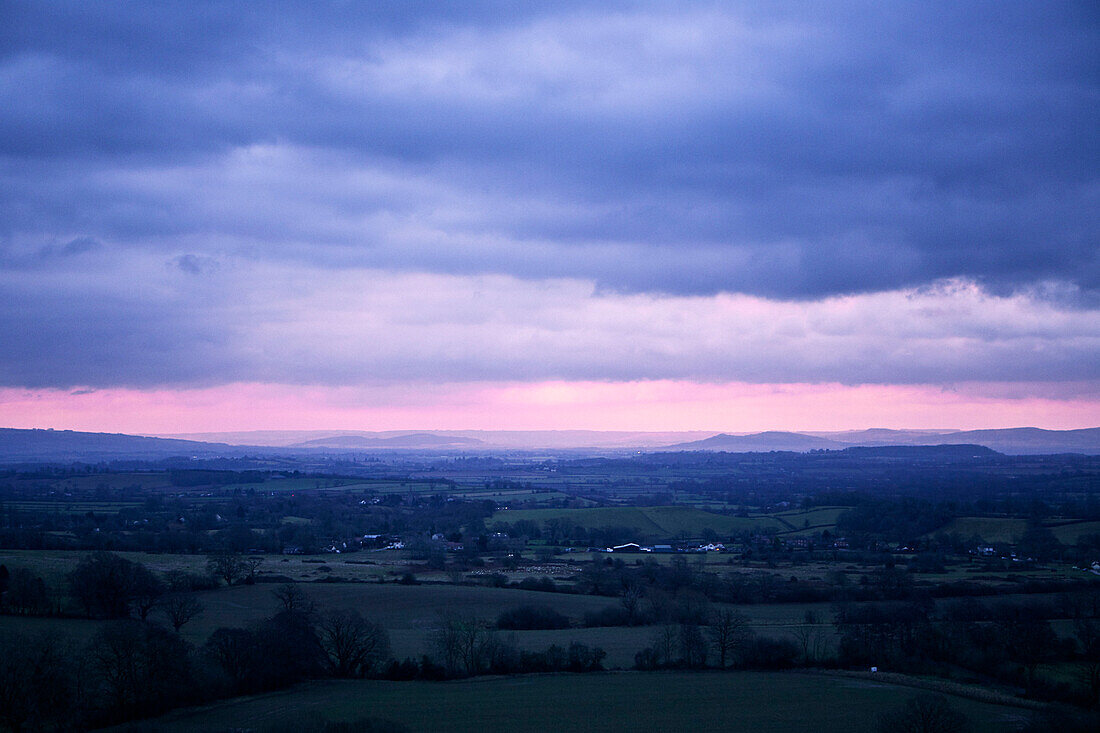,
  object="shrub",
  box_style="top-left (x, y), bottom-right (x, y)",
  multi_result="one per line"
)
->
top-left (876, 694), bottom-right (971, 733)
top-left (741, 636), bottom-right (799, 669)
top-left (497, 605), bottom-right (570, 630)
top-left (583, 605), bottom-right (631, 627)
top-left (516, 576), bottom-right (557, 592)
